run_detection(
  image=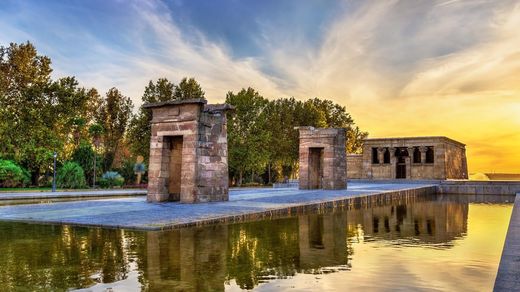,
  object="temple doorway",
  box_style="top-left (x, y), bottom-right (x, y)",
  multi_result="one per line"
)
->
top-left (395, 148), bottom-right (408, 179)
top-left (308, 147), bottom-right (324, 189)
top-left (168, 136), bottom-right (183, 200)
top-left (396, 156), bottom-right (406, 179)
